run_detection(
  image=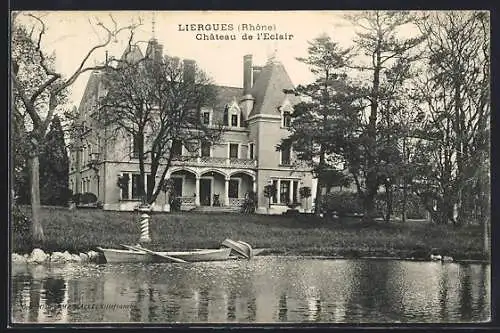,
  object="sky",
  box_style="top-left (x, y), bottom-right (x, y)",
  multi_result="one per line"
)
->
top-left (14, 11), bottom-right (359, 108)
